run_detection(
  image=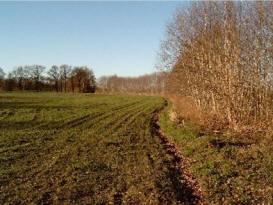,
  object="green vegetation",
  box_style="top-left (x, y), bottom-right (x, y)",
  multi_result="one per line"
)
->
top-left (0, 92), bottom-right (196, 204)
top-left (159, 102), bottom-right (273, 204)
top-left (3, 92), bottom-right (271, 204)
